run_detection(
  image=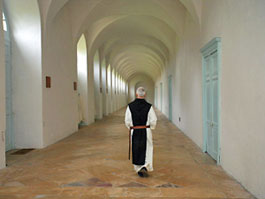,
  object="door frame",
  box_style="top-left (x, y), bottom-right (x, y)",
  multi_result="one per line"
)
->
top-left (201, 37), bottom-right (222, 164)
